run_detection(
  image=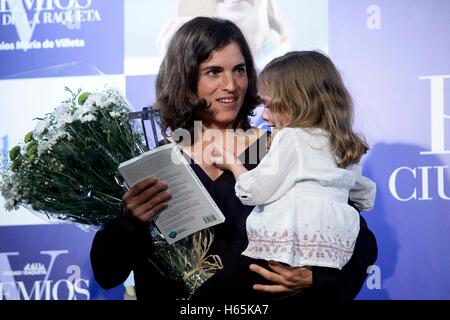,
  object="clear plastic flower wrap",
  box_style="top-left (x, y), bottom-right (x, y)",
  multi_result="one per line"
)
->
top-left (0, 86), bottom-right (222, 296)
top-left (149, 227), bottom-right (223, 295)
